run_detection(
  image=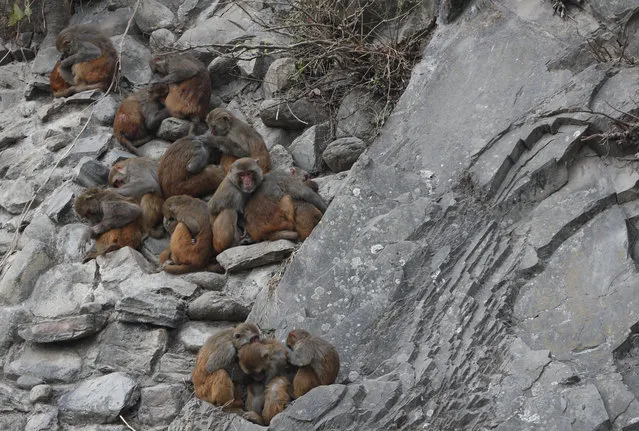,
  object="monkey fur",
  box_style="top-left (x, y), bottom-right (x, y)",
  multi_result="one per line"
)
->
top-left (286, 329), bottom-right (340, 398)
top-left (53, 24), bottom-right (117, 97)
top-left (49, 61), bottom-right (71, 97)
top-left (206, 108), bottom-right (271, 173)
top-left (113, 85), bottom-right (170, 155)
